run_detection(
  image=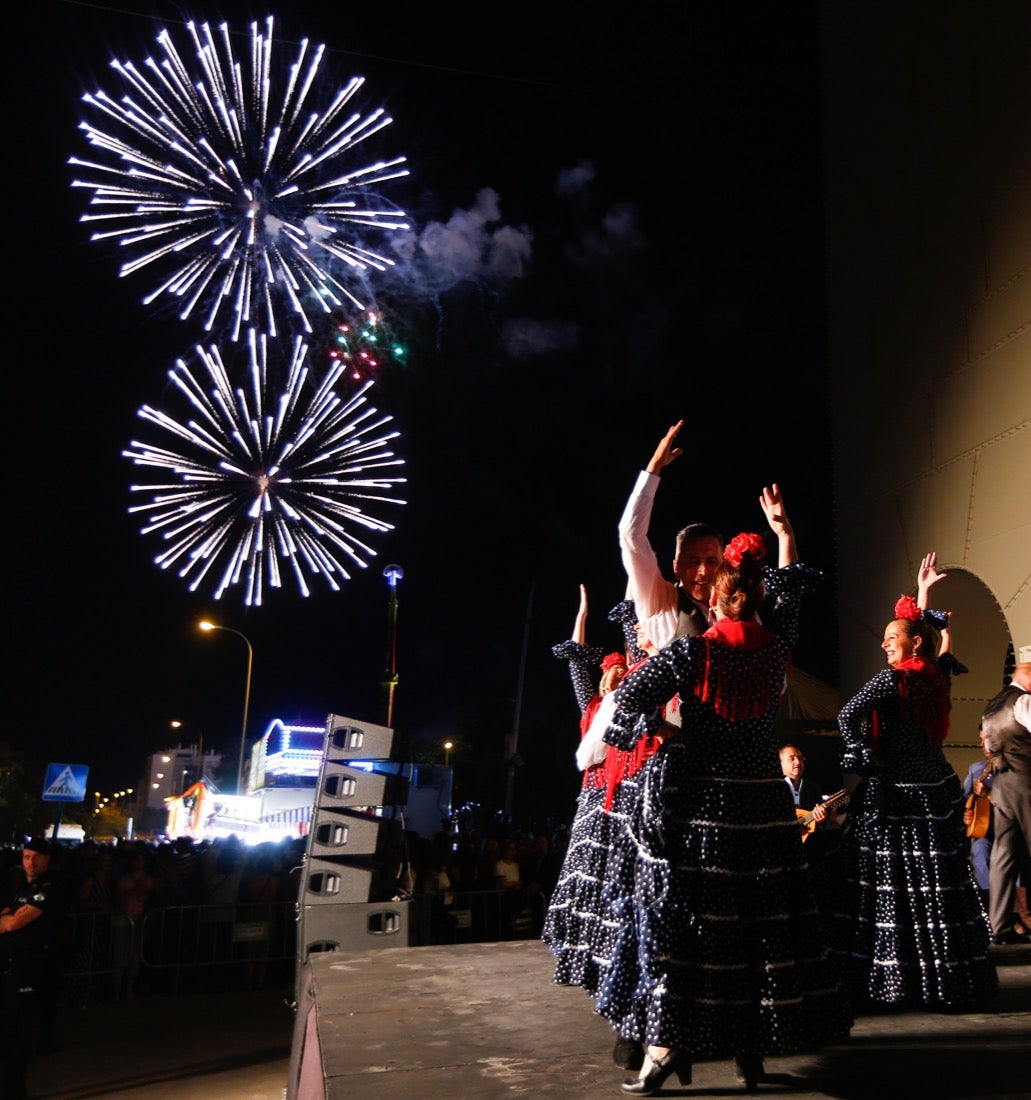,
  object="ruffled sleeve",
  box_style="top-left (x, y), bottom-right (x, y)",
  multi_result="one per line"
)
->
top-left (922, 608), bottom-right (949, 632)
top-left (936, 652), bottom-right (968, 677)
top-left (761, 561), bottom-right (824, 647)
top-left (604, 639), bottom-right (690, 750)
top-left (608, 598), bottom-right (649, 663)
top-left (552, 640), bottom-right (604, 715)
top-left (838, 669), bottom-right (897, 775)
